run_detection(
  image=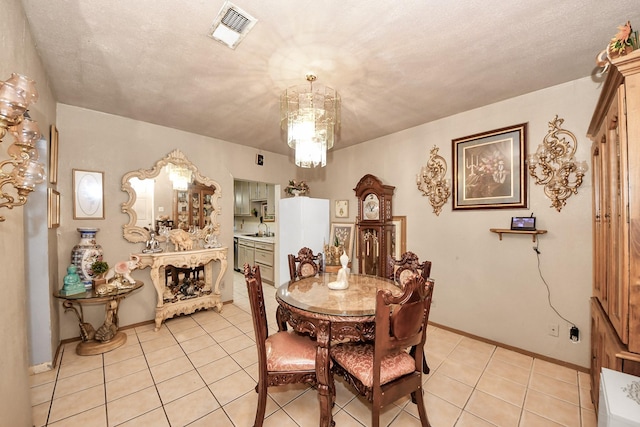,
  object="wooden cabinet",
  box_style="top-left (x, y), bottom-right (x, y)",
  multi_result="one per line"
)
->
top-left (237, 238), bottom-right (255, 269)
top-left (250, 182), bottom-right (268, 201)
top-left (234, 181), bottom-right (250, 216)
top-left (587, 49), bottom-right (640, 409)
top-left (254, 241), bottom-right (274, 284)
top-left (174, 184), bottom-right (215, 230)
